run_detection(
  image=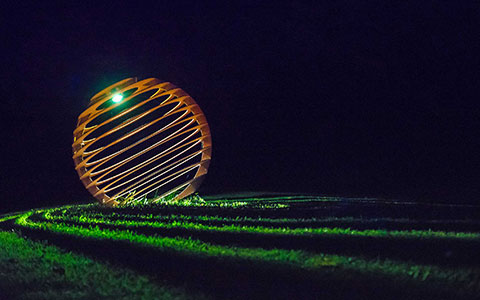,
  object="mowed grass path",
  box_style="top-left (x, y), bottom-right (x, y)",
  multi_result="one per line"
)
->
top-left (1, 195), bottom-right (479, 299)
